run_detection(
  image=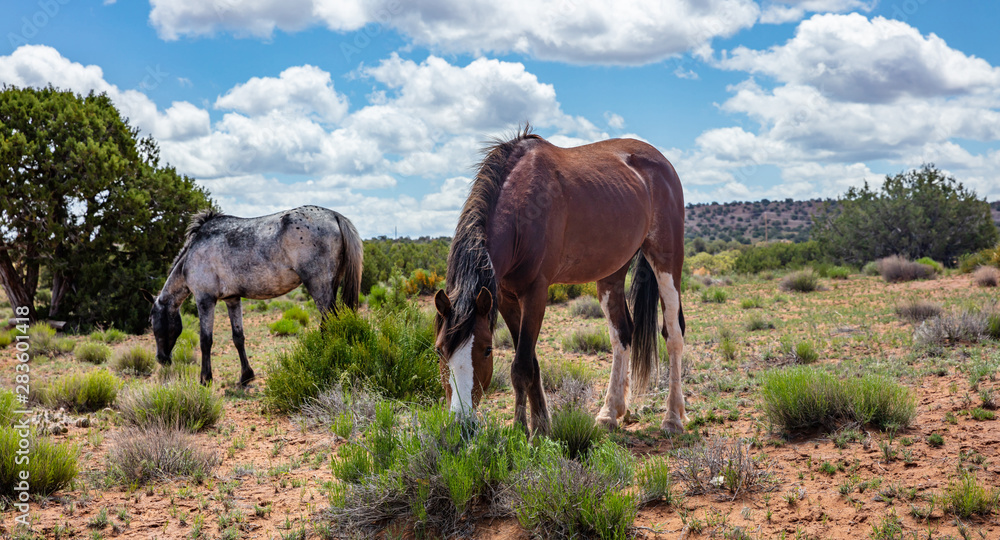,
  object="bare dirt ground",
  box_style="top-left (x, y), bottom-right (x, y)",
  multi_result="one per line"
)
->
top-left (2, 272), bottom-right (999, 539)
